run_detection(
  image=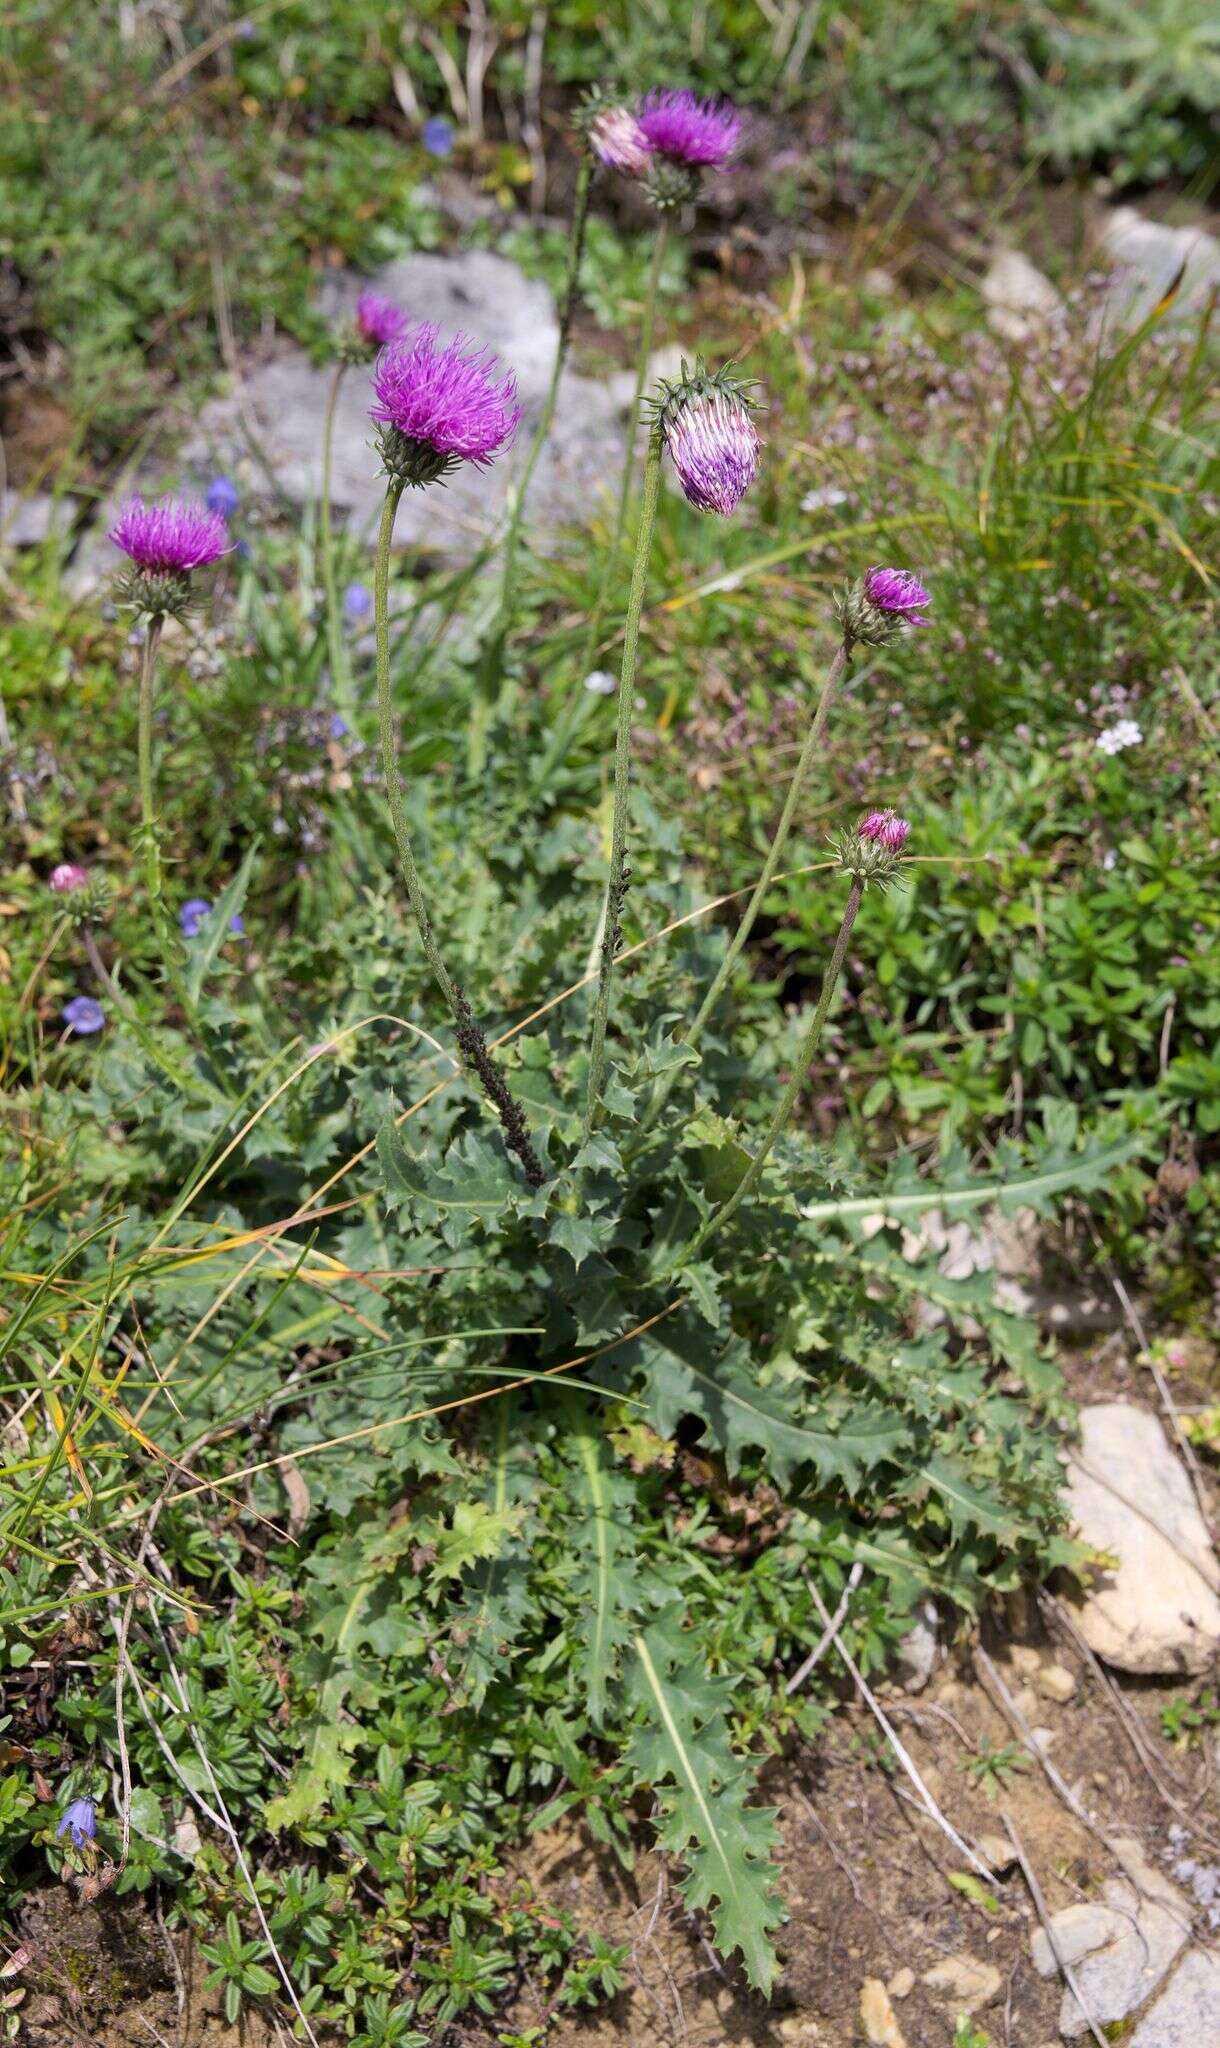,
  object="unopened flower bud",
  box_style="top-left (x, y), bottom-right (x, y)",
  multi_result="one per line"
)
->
top-left (835, 565), bottom-right (931, 647)
top-left (652, 359), bottom-right (761, 517)
top-left (834, 808), bottom-right (911, 884)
